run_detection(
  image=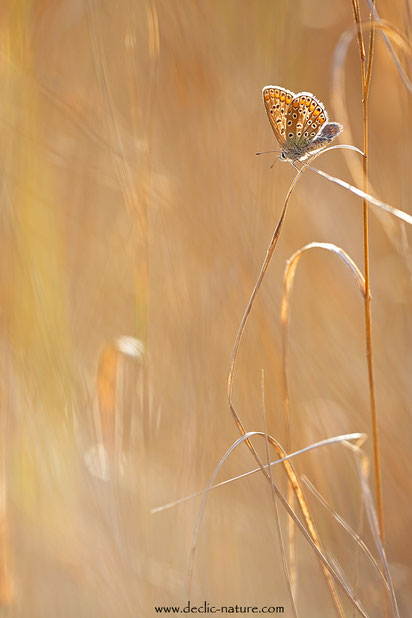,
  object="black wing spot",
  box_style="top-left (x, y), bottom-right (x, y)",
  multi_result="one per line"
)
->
top-left (288, 133), bottom-right (293, 138)
top-left (287, 120), bottom-right (292, 125)
top-left (270, 109), bottom-right (274, 114)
